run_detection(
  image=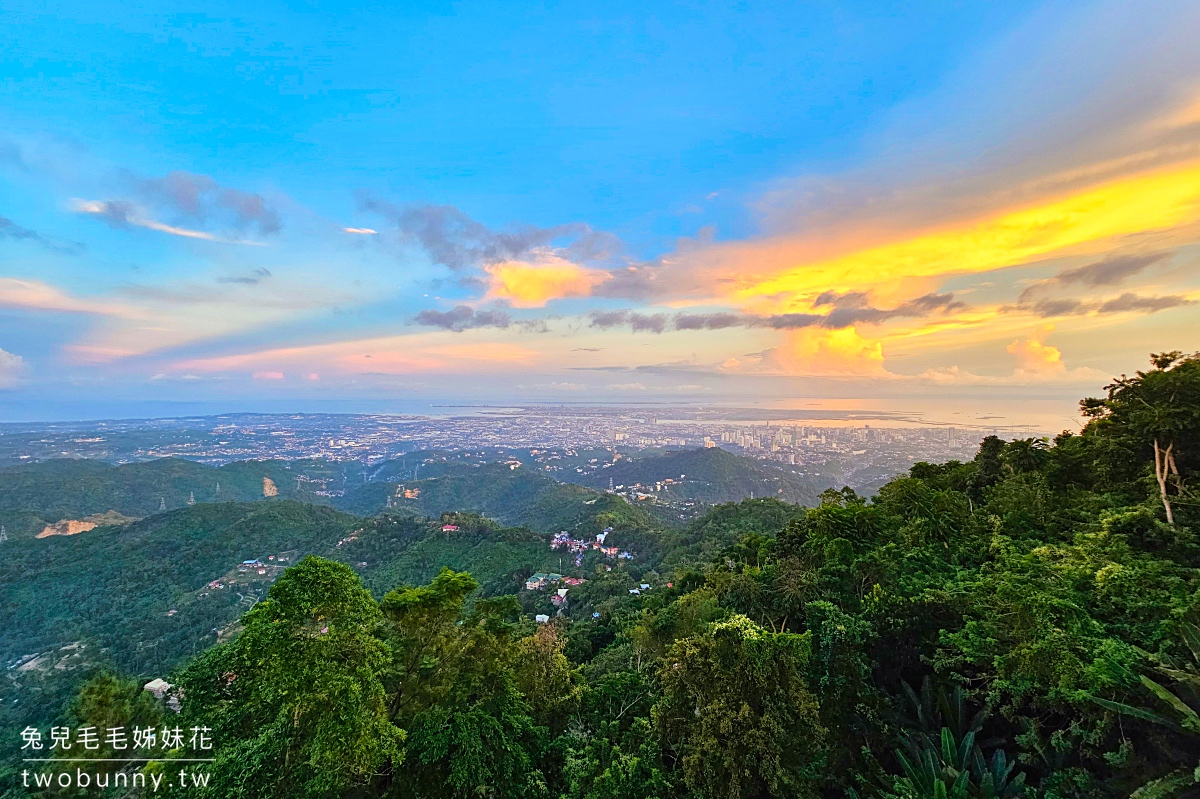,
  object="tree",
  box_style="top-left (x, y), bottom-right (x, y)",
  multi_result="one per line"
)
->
top-left (513, 624), bottom-right (580, 735)
top-left (382, 569), bottom-right (549, 799)
top-left (1083, 351), bottom-right (1200, 524)
top-left (67, 673), bottom-right (164, 787)
top-left (1001, 438), bottom-right (1050, 476)
top-left (380, 567), bottom-right (481, 722)
top-left (652, 615), bottom-right (825, 799)
top-left (176, 556), bottom-right (401, 798)
top-left (1091, 622), bottom-right (1200, 799)
top-left (967, 436), bottom-right (1006, 504)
